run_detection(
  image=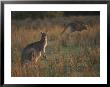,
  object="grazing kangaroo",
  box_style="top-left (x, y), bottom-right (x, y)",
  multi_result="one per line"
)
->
top-left (21, 32), bottom-right (47, 64)
top-left (61, 21), bottom-right (88, 35)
